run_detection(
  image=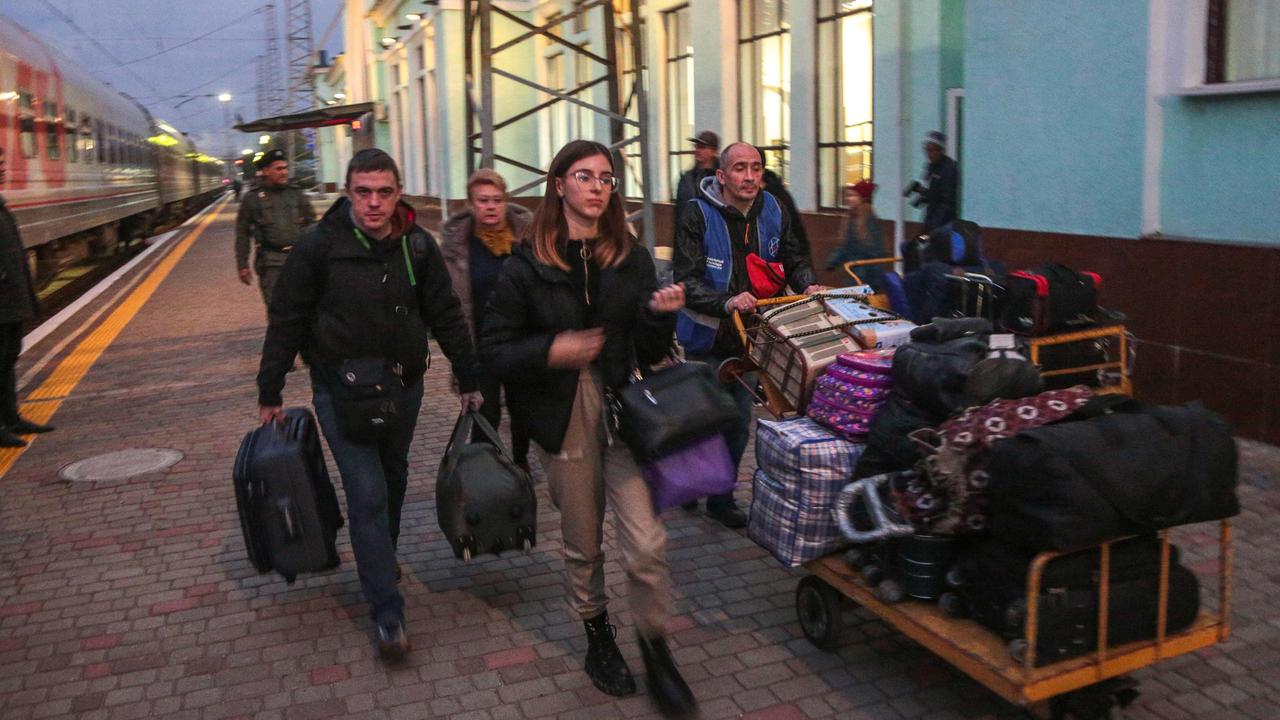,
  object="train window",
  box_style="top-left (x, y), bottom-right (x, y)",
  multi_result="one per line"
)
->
top-left (80, 117), bottom-right (94, 164)
top-left (66, 110), bottom-right (77, 163)
top-left (19, 91), bottom-right (37, 159)
top-left (44, 102), bottom-right (60, 160)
